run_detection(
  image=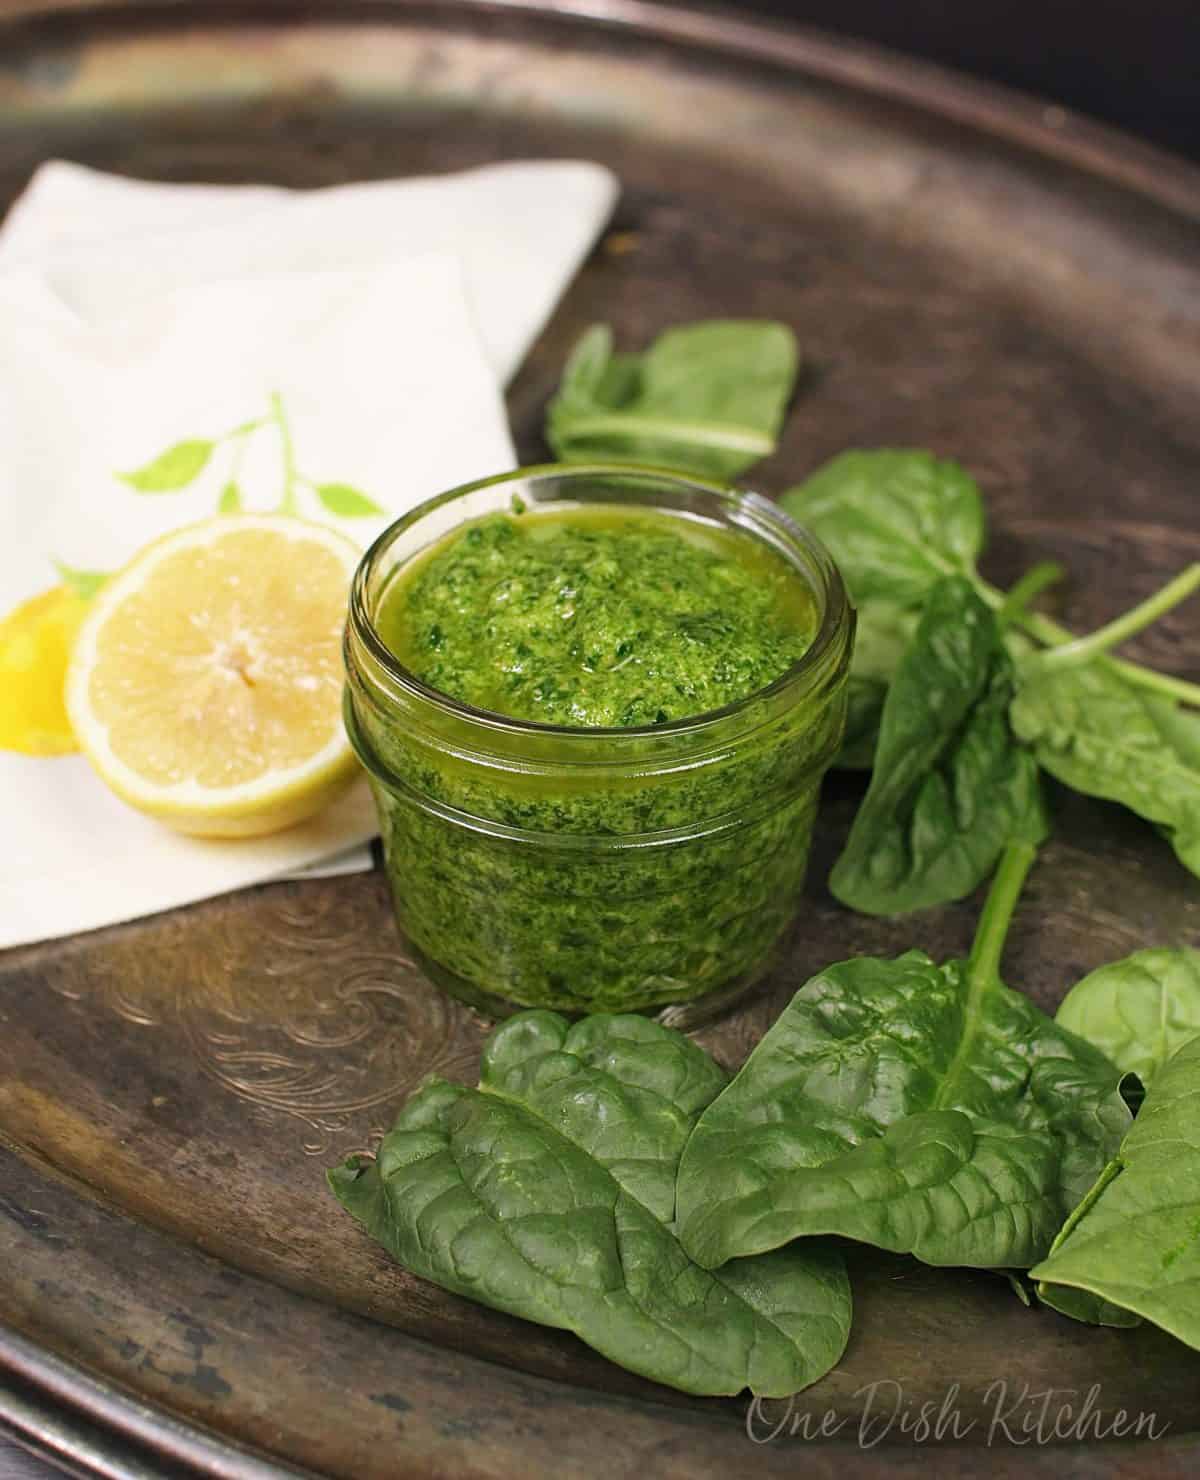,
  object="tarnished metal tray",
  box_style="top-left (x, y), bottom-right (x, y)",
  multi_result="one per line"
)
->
top-left (3, 2), bottom-right (1200, 1474)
